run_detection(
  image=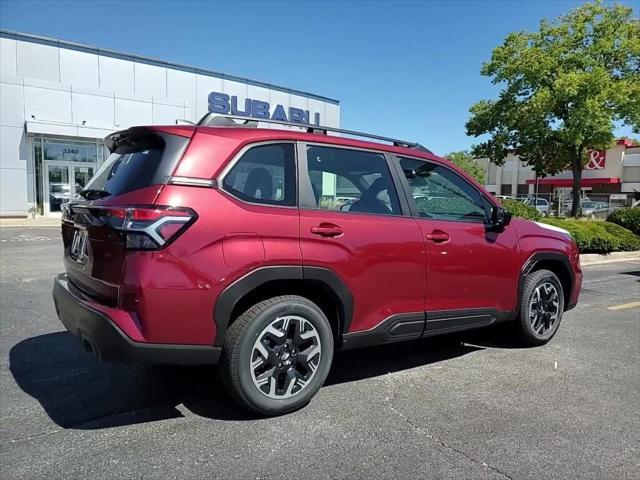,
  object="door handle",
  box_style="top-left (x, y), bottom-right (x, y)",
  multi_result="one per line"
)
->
top-left (311, 223), bottom-right (343, 237)
top-left (426, 230), bottom-right (450, 243)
